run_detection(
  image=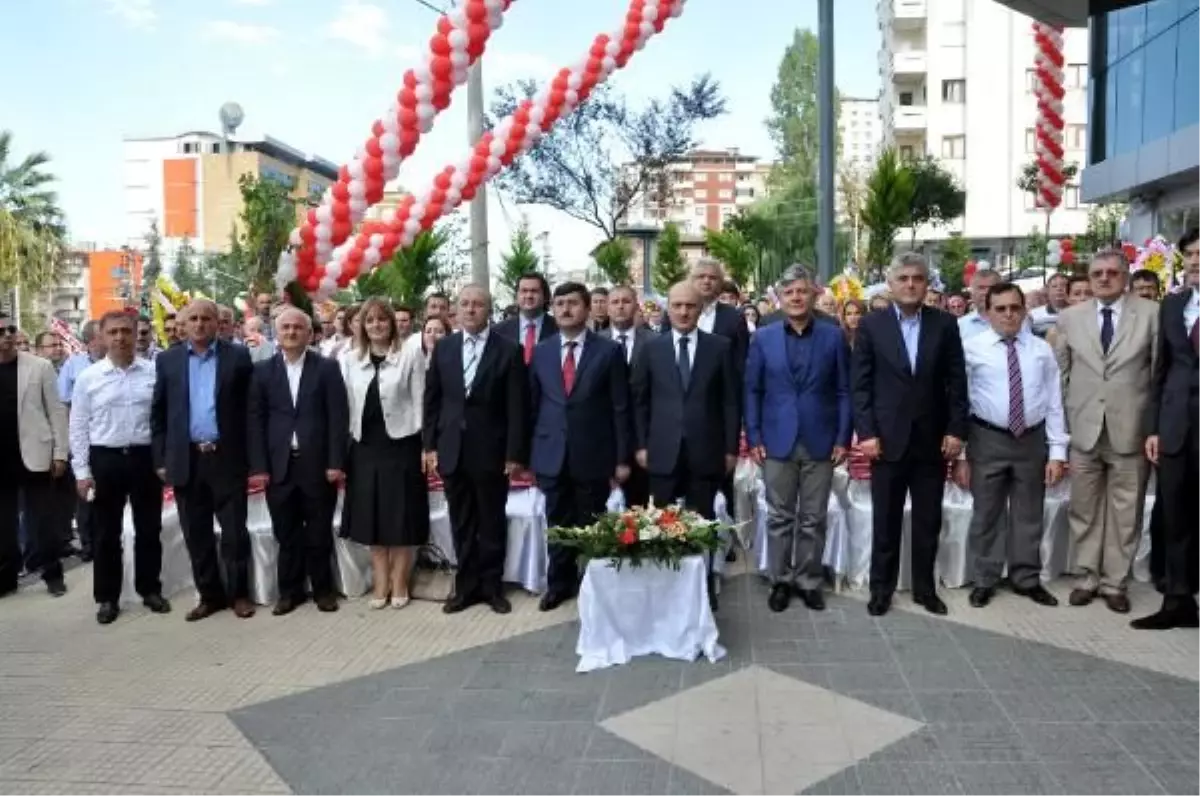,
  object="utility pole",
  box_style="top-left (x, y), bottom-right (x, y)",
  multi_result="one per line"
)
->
top-left (467, 60), bottom-right (489, 288)
top-left (817, 0), bottom-right (836, 283)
